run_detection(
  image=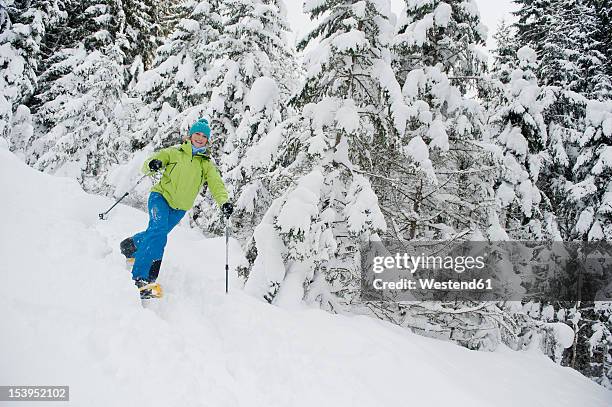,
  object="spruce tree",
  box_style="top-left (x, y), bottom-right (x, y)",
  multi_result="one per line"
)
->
top-left (29, 0), bottom-right (126, 185)
top-left (568, 99), bottom-right (612, 240)
top-left (393, 0), bottom-right (488, 90)
top-left (491, 19), bottom-right (518, 85)
top-left (243, 0), bottom-right (394, 308)
top-left (587, 0), bottom-right (611, 100)
top-left (203, 0), bottom-right (296, 147)
top-left (0, 0), bottom-right (67, 143)
top-left (377, 0), bottom-right (528, 351)
top-left (0, 0), bottom-right (22, 140)
top-left (135, 0), bottom-right (163, 65)
top-left (388, 0), bottom-right (491, 241)
top-left (122, 0), bottom-right (164, 83)
top-left (184, 0), bottom-right (298, 236)
top-left (489, 46), bottom-right (556, 240)
top-left (132, 0), bottom-right (223, 146)
top-left (512, 0), bottom-right (612, 387)
top-left (539, 0), bottom-right (607, 99)
top-left (512, 0), bottom-right (554, 57)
